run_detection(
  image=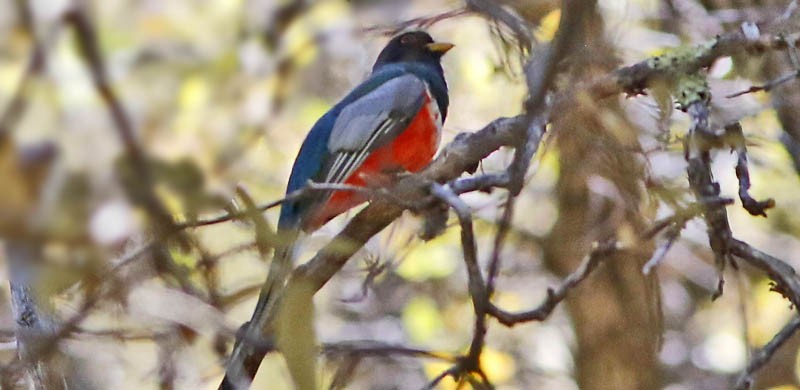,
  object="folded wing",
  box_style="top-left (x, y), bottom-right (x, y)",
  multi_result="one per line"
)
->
top-left (323, 74), bottom-right (427, 186)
